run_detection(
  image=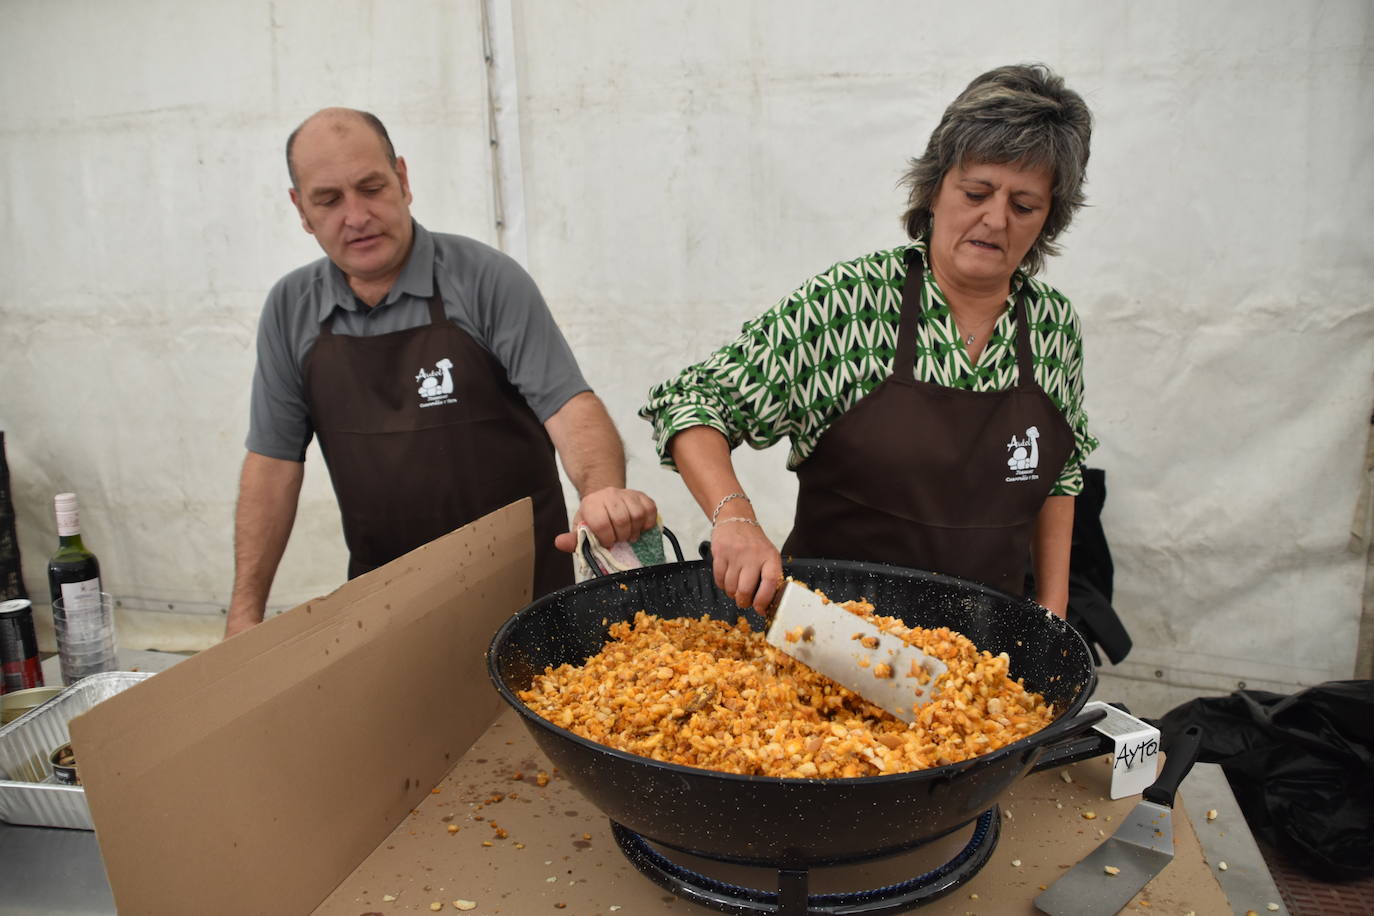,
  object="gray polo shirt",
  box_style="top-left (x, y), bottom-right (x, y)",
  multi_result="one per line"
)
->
top-left (246, 222), bottom-right (590, 462)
